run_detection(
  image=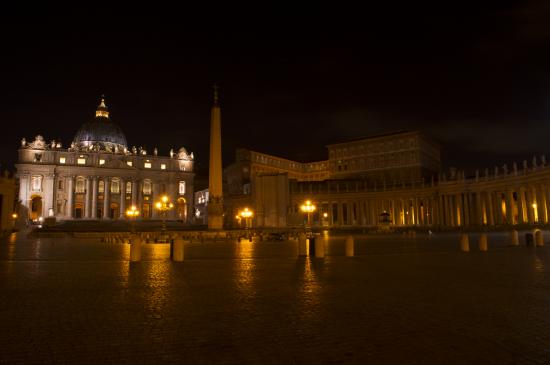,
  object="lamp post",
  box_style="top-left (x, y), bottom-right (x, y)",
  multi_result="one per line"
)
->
top-left (300, 200), bottom-right (316, 230)
top-left (11, 213), bottom-right (17, 230)
top-left (155, 195), bottom-right (174, 240)
top-left (239, 207), bottom-right (253, 229)
top-left (125, 205), bottom-right (139, 233)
